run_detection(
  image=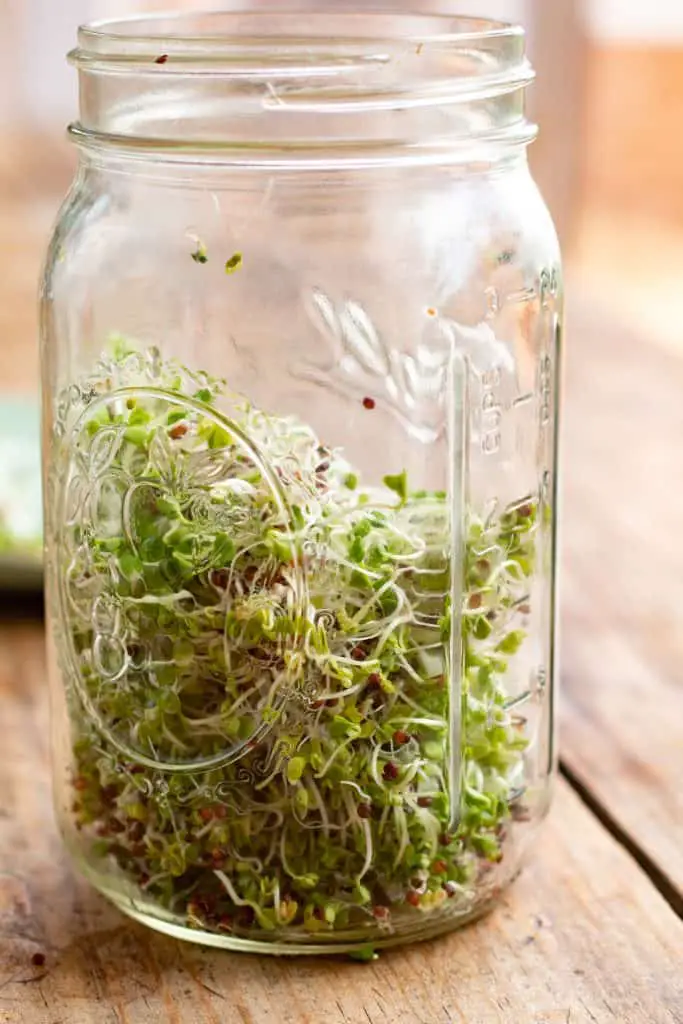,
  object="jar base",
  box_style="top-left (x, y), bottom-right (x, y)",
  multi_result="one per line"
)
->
top-left (73, 850), bottom-right (520, 956)
top-left (106, 891), bottom-right (504, 956)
